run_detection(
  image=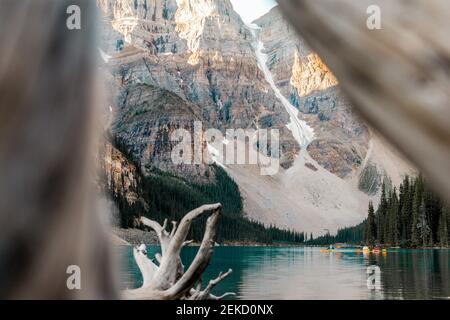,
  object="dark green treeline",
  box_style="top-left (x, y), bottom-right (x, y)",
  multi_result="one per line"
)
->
top-left (365, 176), bottom-right (449, 247)
top-left (109, 138), bottom-right (305, 244)
top-left (307, 176), bottom-right (449, 247)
